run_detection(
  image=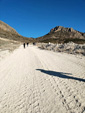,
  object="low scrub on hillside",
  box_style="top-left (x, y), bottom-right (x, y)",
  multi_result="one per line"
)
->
top-left (37, 38), bottom-right (85, 44)
top-left (0, 39), bottom-right (21, 52)
top-left (0, 28), bottom-right (34, 43)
